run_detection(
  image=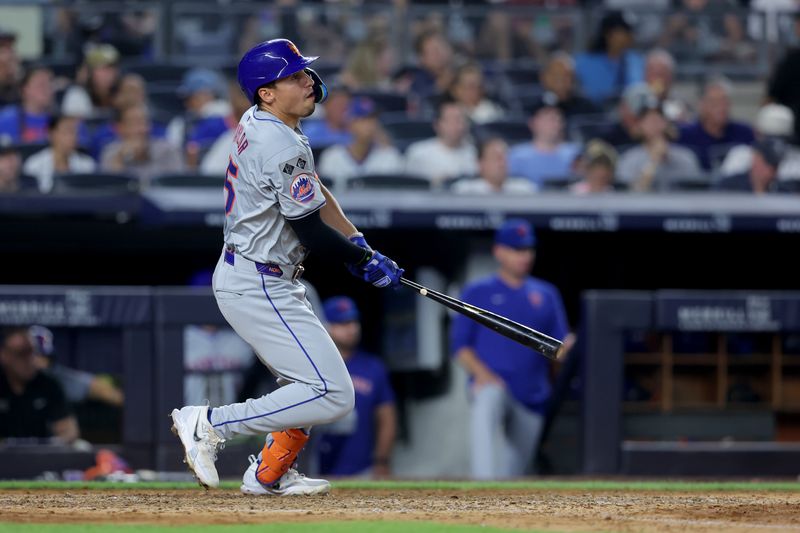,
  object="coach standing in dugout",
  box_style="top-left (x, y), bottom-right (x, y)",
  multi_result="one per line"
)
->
top-left (451, 219), bottom-right (573, 480)
top-left (316, 296), bottom-right (397, 478)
